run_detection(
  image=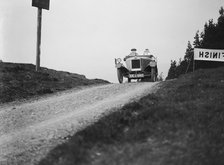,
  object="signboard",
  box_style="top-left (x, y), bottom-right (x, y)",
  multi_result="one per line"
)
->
top-left (194, 48), bottom-right (224, 62)
top-left (32, 0), bottom-right (50, 10)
